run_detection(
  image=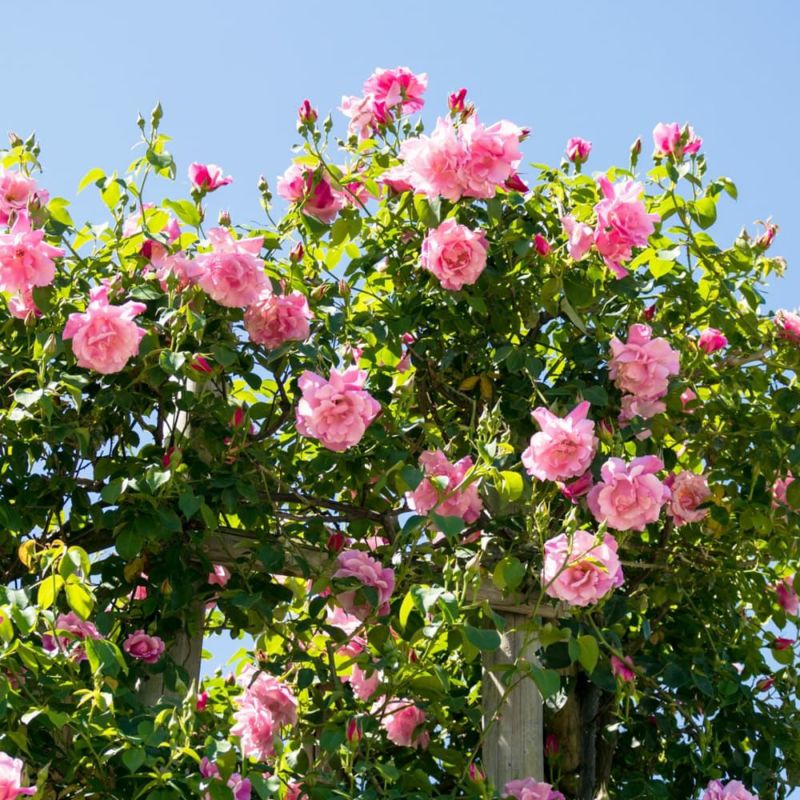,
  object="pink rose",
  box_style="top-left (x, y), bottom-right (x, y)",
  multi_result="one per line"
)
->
top-left (277, 164), bottom-right (343, 224)
top-left (188, 163), bottom-right (232, 193)
top-left (565, 137), bottom-right (592, 165)
top-left (665, 471), bottom-right (711, 526)
top-left (533, 234), bottom-right (551, 256)
top-left (244, 291), bottom-right (312, 349)
top-left (522, 401), bottom-right (598, 483)
top-left (208, 564), bottom-right (231, 587)
top-left (63, 285), bottom-right (147, 374)
top-left (774, 309), bottom-right (800, 344)
top-left (238, 667), bottom-right (297, 726)
top-left (653, 122), bottom-right (702, 157)
top-left (0, 167), bottom-right (47, 225)
top-left (42, 611), bottom-right (103, 662)
top-left (227, 774), bottom-right (252, 800)
top-left (199, 756), bottom-right (220, 779)
top-left (755, 220), bottom-right (777, 250)
top-left (194, 228), bottom-right (267, 307)
top-left (560, 471), bottom-right (594, 504)
top-left (697, 328), bottom-right (728, 354)
top-left (196, 691), bottom-right (210, 711)
top-left (346, 663), bottom-right (382, 701)
top-left (407, 449), bottom-right (483, 524)
top-left (123, 630), bottom-right (165, 664)
top-left (152, 251), bottom-right (201, 290)
top-left (458, 117), bottom-right (523, 199)
top-left (397, 117), bottom-right (465, 201)
top-left (702, 780), bottom-right (758, 800)
top-left (561, 215), bottom-right (594, 261)
top-left (285, 782), bottom-right (307, 800)
top-left (420, 219), bottom-right (488, 291)
top-left (295, 367), bottom-right (380, 452)
top-left (774, 577), bottom-right (799, 616)
top-left (7, 289), bottom-right (41, 320)
top-left (680, 387), bottom-right (699, 410)
top-left (298, 99), bottom-right (318, 125)
top-left (772, 473), bottom-right (795, 509)
top-left (593, 176), bottom-right (659, 278)
top-left (618, 394), bottom-right (666, 422)
top-left (610, 655), bottom-right (636, 683)
top-left (334, 550), bottom-right (395, 616)
top-left (541, 530), bottom-right (624, 607)
top-left (378, 698), bottom-right (429, 749)
top-left (609, 324), bottom-right (680, 400)
top-left (587, 456), bottom-right (669, 531)
top-left (0, 752), bottom-right (36, 798)
top-left (0, 213), bottom-right (64, 293)
top-left (340, 94), bottom-right (384, 139)
top-left (362, 66), bottom-right (427, 115)
top-left (503, 778), bottom-right (565, 800)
